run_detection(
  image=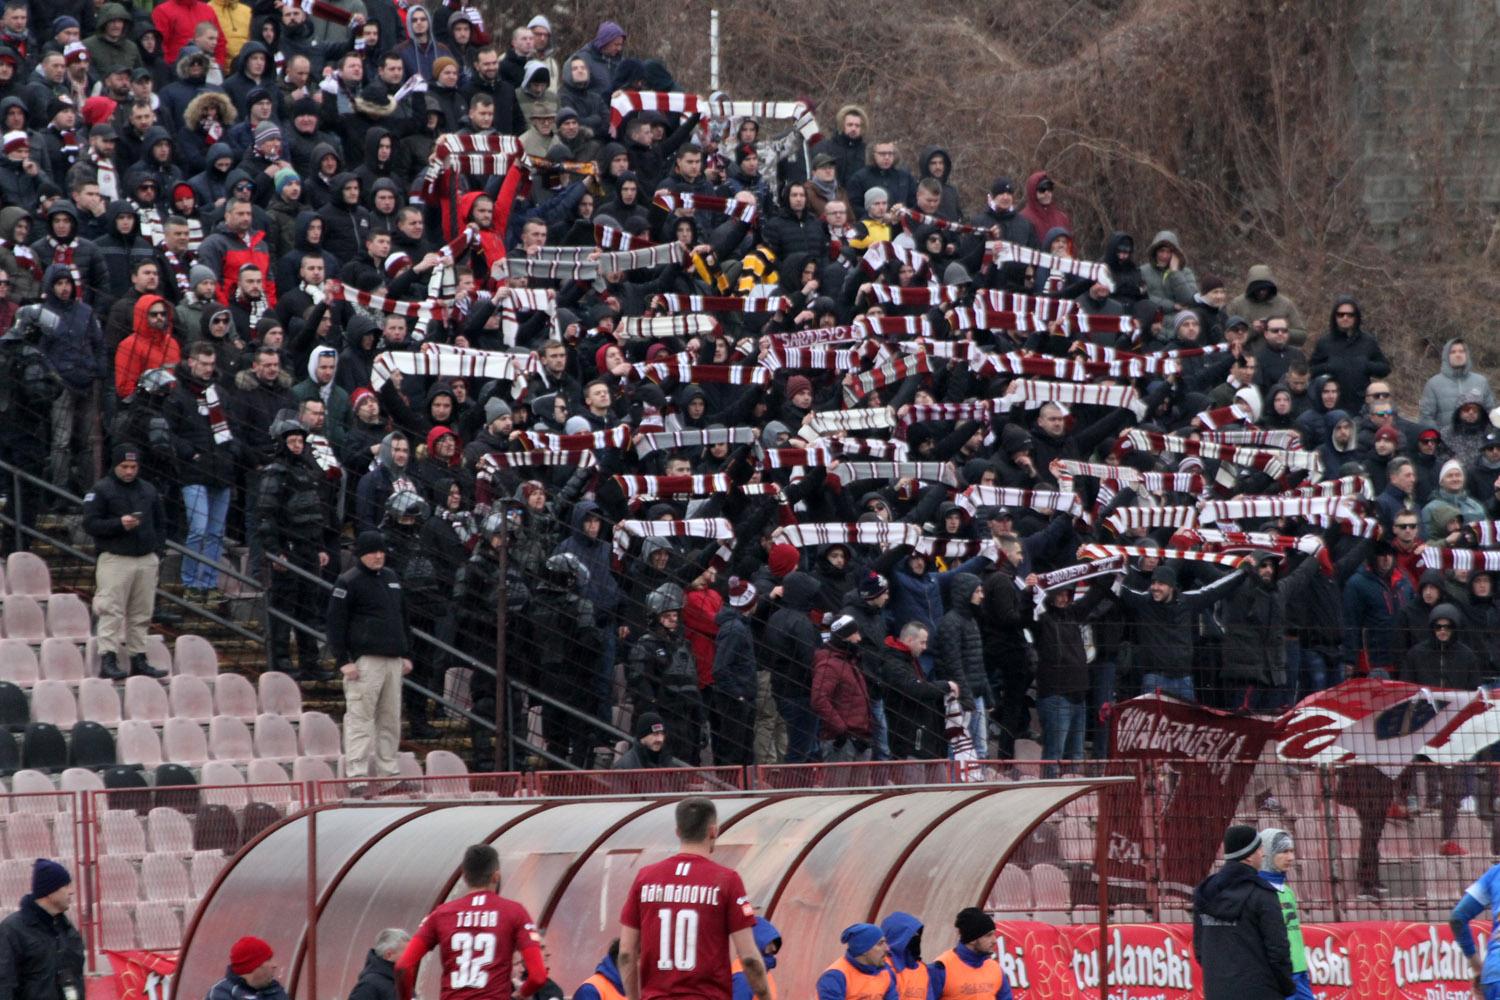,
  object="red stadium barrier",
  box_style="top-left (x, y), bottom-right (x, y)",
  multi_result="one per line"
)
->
top-left (311, 771), bottom-right (527, 801)
top-left (531, 766), bottom-right (745, 796)
top-left (752, 759), bottom-right (955, 789)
